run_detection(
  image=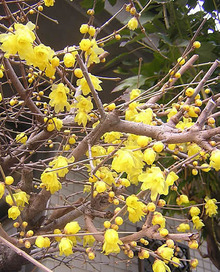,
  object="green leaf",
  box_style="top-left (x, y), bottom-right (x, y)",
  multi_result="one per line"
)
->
top-left (112, 75), bottom-right (146, 92)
